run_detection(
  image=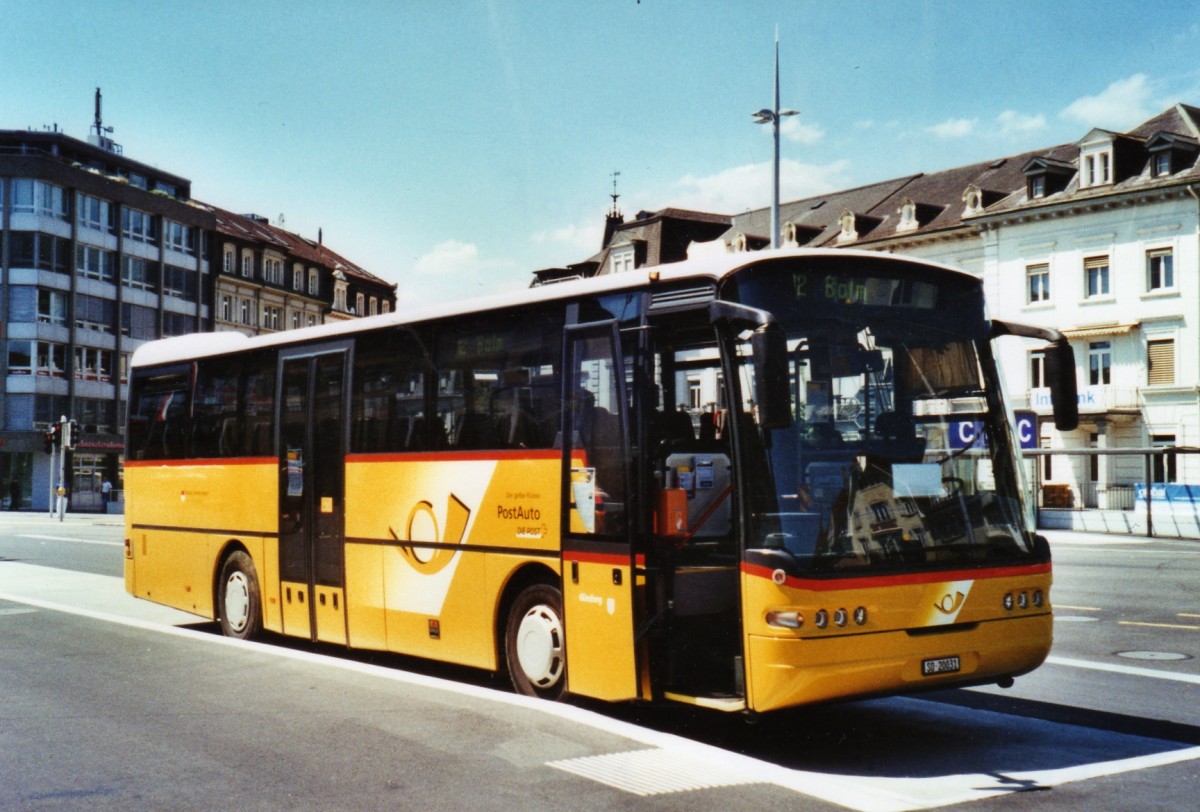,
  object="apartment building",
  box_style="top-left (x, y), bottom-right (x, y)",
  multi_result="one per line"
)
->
top-left (1, 127), bottom-right (395, 511)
